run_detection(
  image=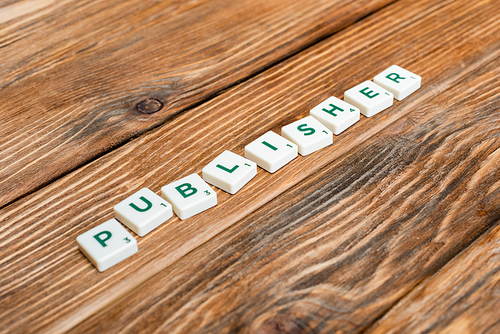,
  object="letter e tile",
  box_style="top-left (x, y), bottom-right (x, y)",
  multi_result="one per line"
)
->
top-left (344, 80), bottom-right (393, 117)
